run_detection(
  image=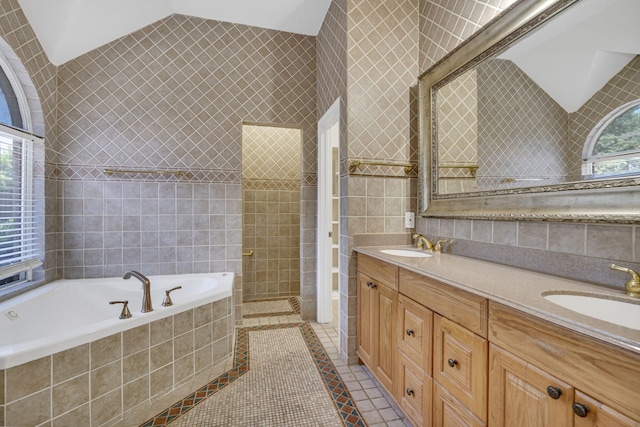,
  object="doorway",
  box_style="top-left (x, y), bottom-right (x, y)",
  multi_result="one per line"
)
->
top-left (317, 99), bottom-right (340, 324)
top-left (241, 123), bottom-right (302, 301)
